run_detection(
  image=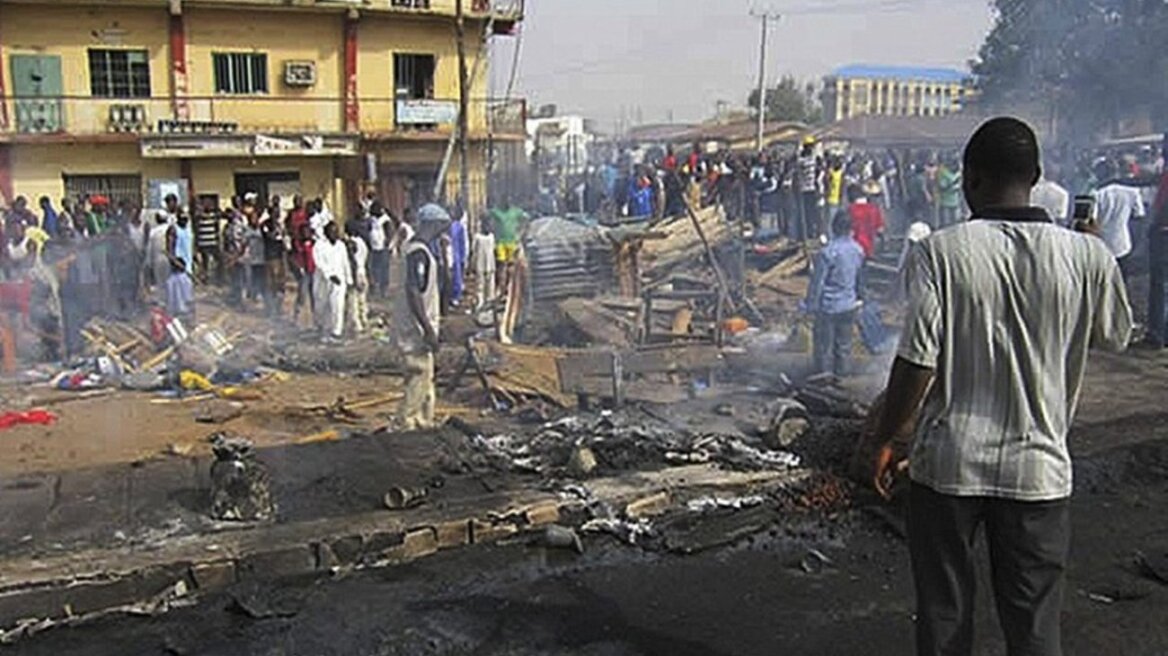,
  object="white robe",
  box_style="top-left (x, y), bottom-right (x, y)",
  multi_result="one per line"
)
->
top-left (348, 237), bottom-right (369, 333)
top-left (312, 238), bottom-right (351, 338)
